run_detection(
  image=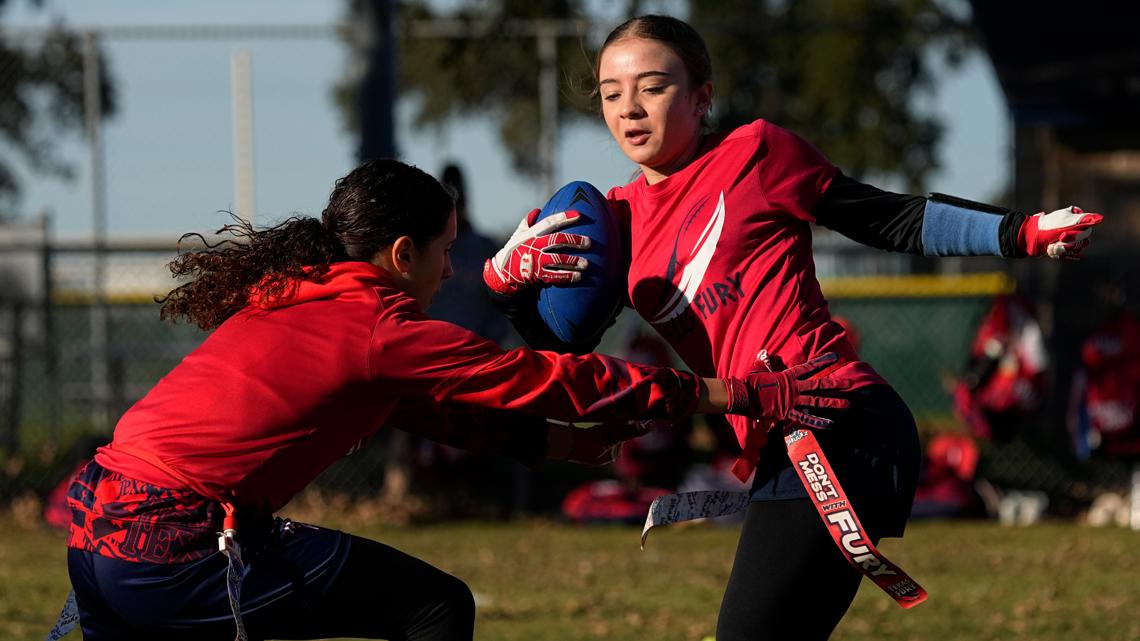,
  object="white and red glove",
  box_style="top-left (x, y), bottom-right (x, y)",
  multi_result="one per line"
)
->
top-left (723, 352), bottom-right (852, 429)
top-left (483, 208), bottom-right (591, 297)
top-left (1017, 206), bottom-right (1103, 260)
